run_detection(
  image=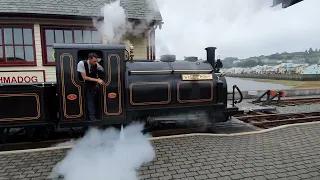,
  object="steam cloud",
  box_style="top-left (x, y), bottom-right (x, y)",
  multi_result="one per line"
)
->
top-left (155, 0), bottom-right (320, 59)
top-left (94, 0), bottom-right (160, 46)
top-left (48, 122), bottom-right (155, 180)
